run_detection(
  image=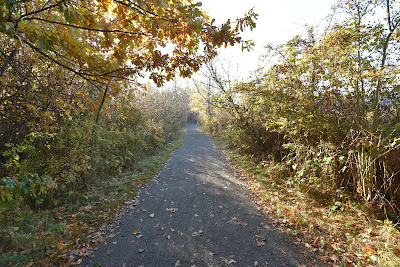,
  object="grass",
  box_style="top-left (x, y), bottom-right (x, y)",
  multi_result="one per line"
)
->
top-left (214, 139), bottom-right (400, 267)
top-left (0, 132), bottom-right (185, 266)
